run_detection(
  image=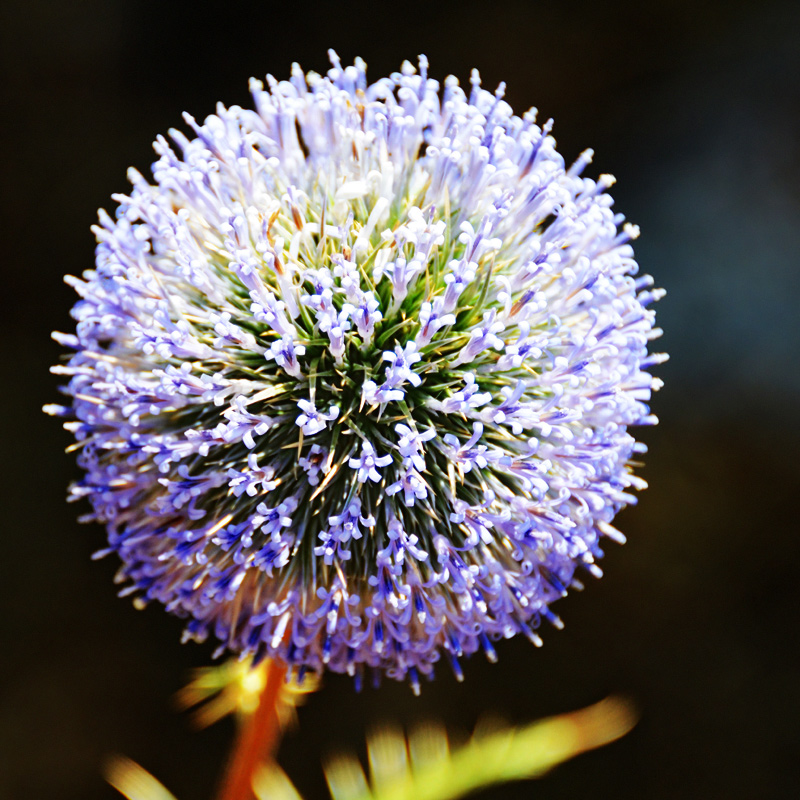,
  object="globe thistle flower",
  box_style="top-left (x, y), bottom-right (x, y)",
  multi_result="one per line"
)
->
top-left (48, 52), bottom-right (665, 692)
